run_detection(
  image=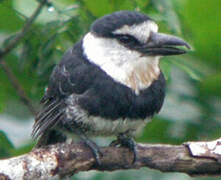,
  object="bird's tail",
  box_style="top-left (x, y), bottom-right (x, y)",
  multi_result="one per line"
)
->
top-left (34, 129), bottom-right (67, 148)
